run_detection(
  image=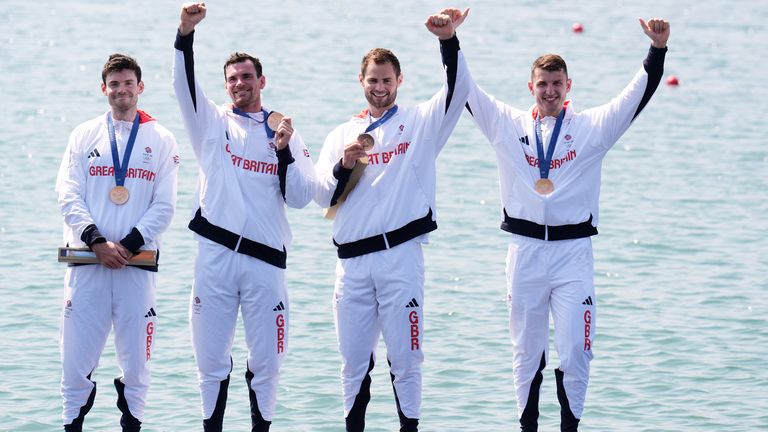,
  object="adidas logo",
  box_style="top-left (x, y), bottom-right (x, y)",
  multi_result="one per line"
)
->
top-left (405, 298), bottom-right (419, 308)
top-left (144, 307), bottom-right (157, 318)
top-left (582, 296), bottom-right (593, 306)
top-left (273, 301), bottom-right (285, 312)
top-left (87, 149), bottom-right (101, 159)
top-left (519, 136), bottom-right (530, 146)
